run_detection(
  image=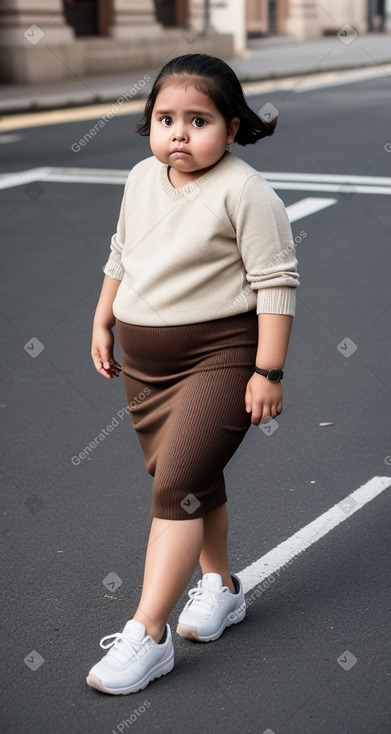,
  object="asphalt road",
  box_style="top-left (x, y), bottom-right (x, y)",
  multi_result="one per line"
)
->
top-left (1, 71), bottom-right (391, 734)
